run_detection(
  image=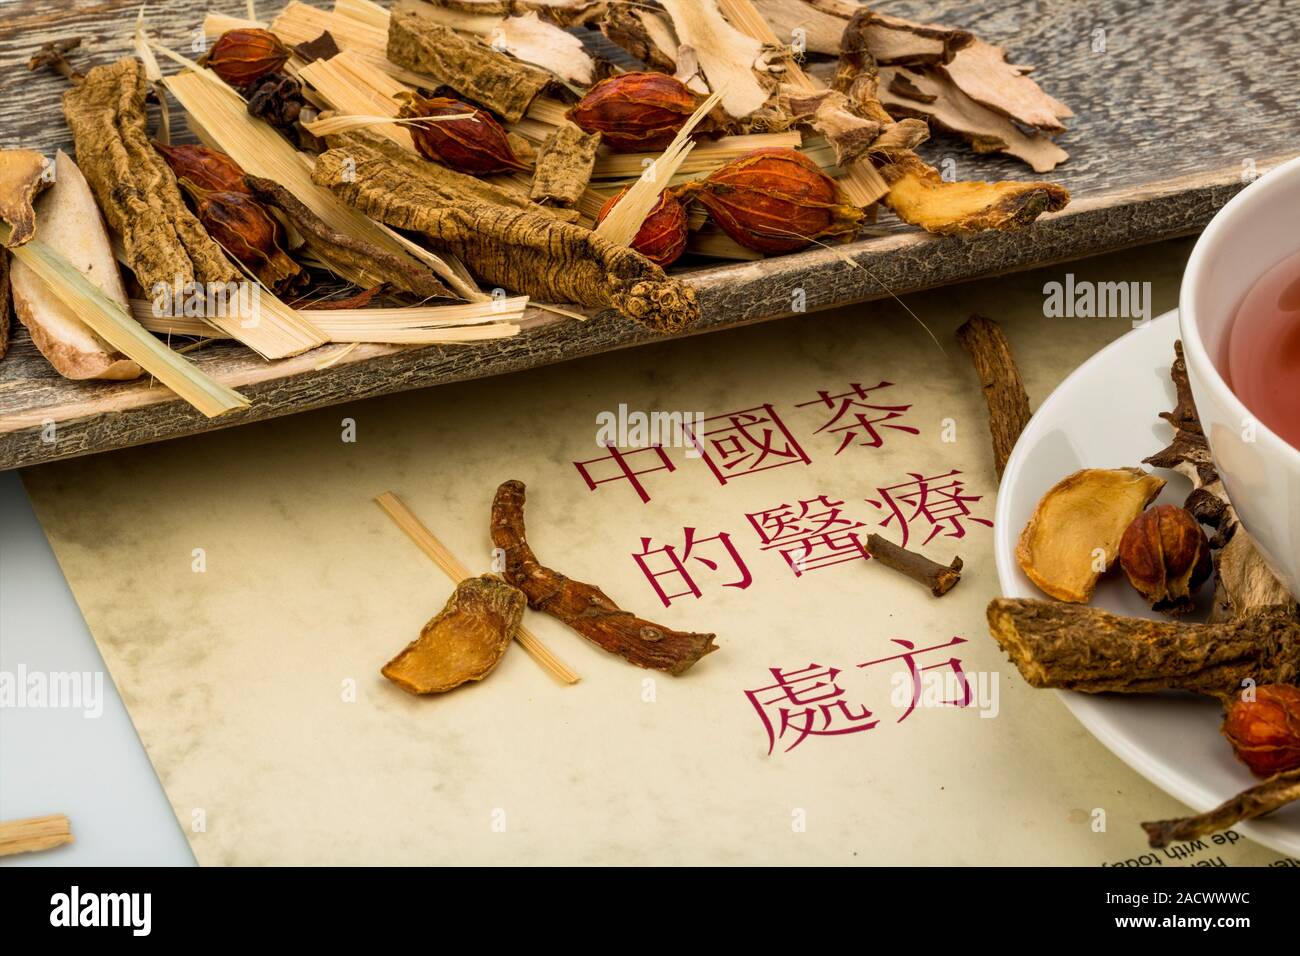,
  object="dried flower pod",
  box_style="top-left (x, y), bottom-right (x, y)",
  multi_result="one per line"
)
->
top-left (200, 29), bottom-right (290, 88)
top-left (182, 182), bottom-right (304, 295)
top-left (567, 72), bottom-right (699, 153)
top-left (399, 93), bottom-right (527, 175)
top-left (246, 72), bottom-right (305, 130)
top-left (1223, 685), bottom-right (1300, 777)
top-left (1118, 504), bottom-right (1212, 614)
top-left (153, 143), bottom-right (249, 195)
top-left (596, 188), bottom-right (688, 268)
top-left (680, 148), bottom-right (863, 255)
